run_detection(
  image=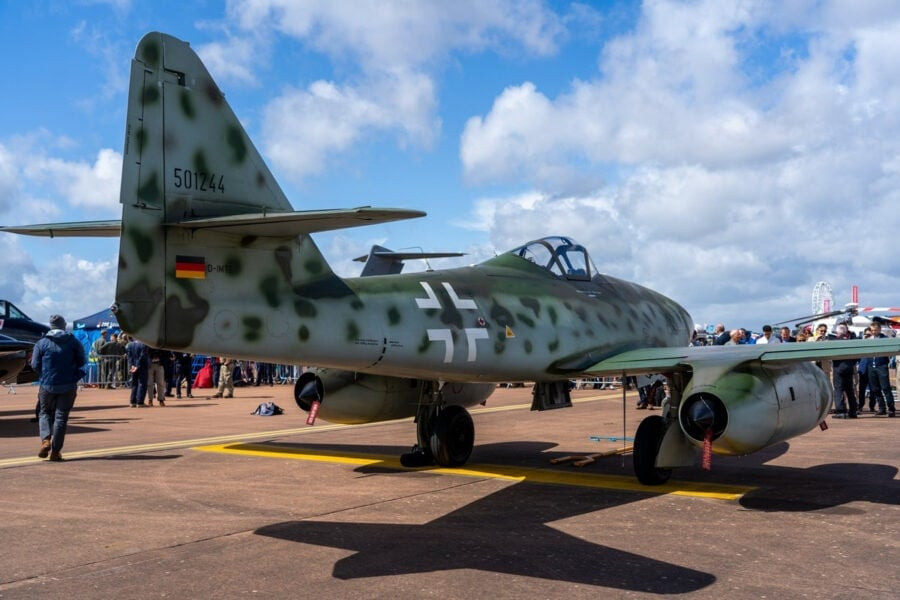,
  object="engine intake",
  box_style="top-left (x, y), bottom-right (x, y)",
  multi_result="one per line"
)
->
top-left (679, 393), bottom-right (728, 442)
